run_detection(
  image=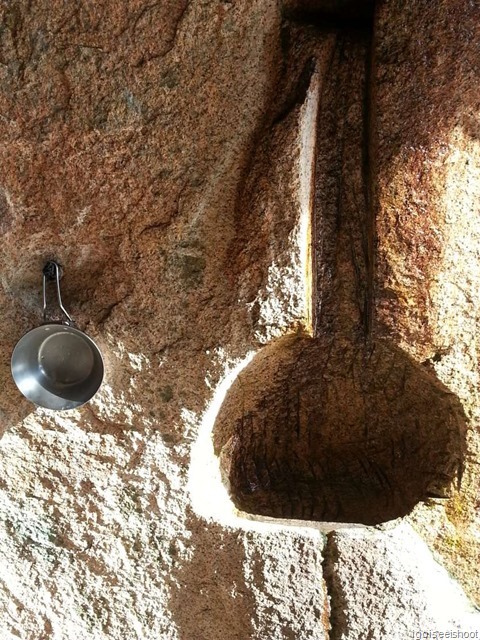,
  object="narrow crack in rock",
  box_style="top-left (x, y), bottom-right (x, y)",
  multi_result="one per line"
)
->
top-left (322, 532), bottom-right (346, 640)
